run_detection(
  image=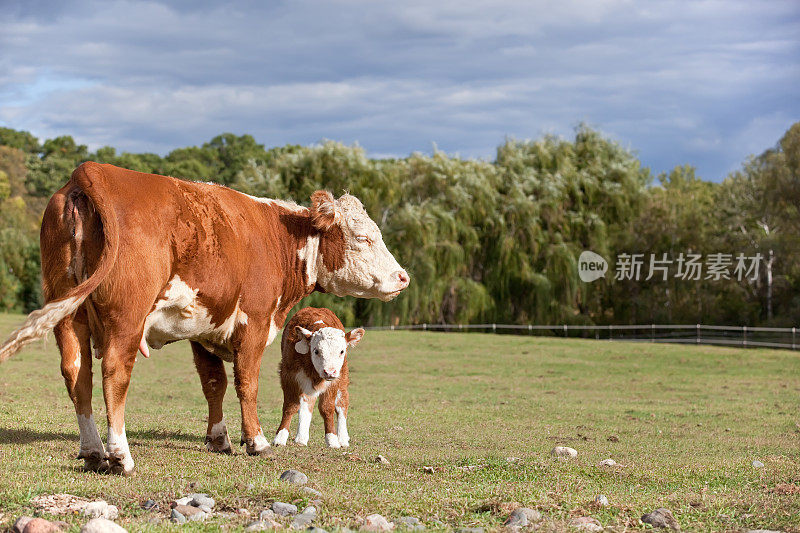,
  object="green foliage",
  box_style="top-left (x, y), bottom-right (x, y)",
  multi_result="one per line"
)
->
top-left (0, 123), bottom-right (798, 324)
